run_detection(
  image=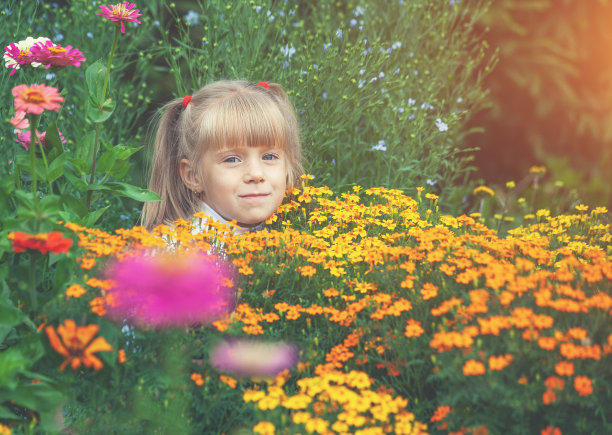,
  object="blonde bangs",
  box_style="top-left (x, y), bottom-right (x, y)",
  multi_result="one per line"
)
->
top-left (197, 91), bottom-right (288, 152)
